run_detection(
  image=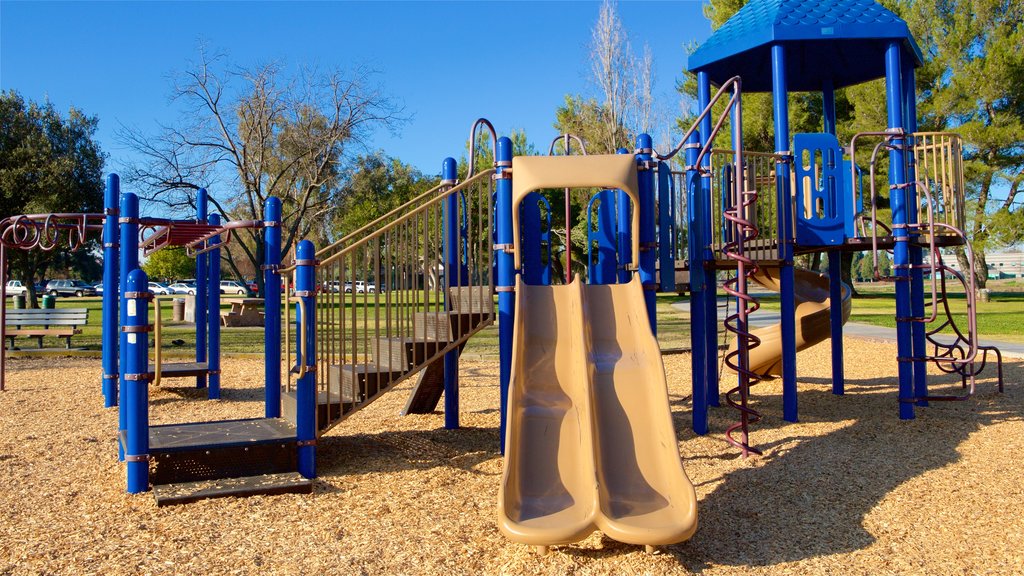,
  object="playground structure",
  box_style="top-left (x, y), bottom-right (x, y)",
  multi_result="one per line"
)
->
top-left (0, 0), bottom-right (1008, 554)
